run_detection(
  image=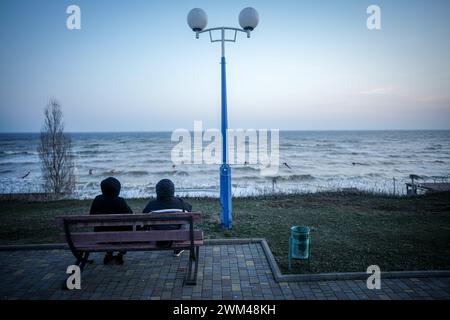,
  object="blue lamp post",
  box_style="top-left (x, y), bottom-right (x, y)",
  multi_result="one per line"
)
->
top-left (187, 7), bottom-right (259, 230)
